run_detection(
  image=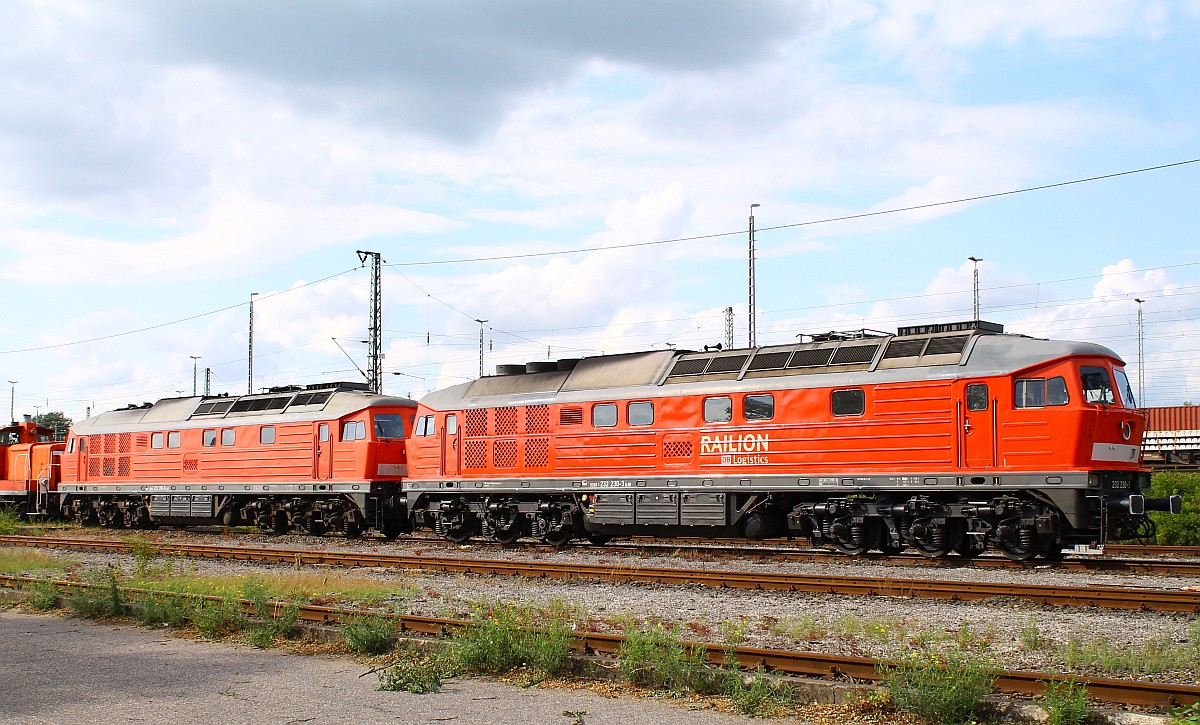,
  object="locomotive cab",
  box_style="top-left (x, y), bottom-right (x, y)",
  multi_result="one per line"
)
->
top-left (0, 418), bottom-right (63, 516)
